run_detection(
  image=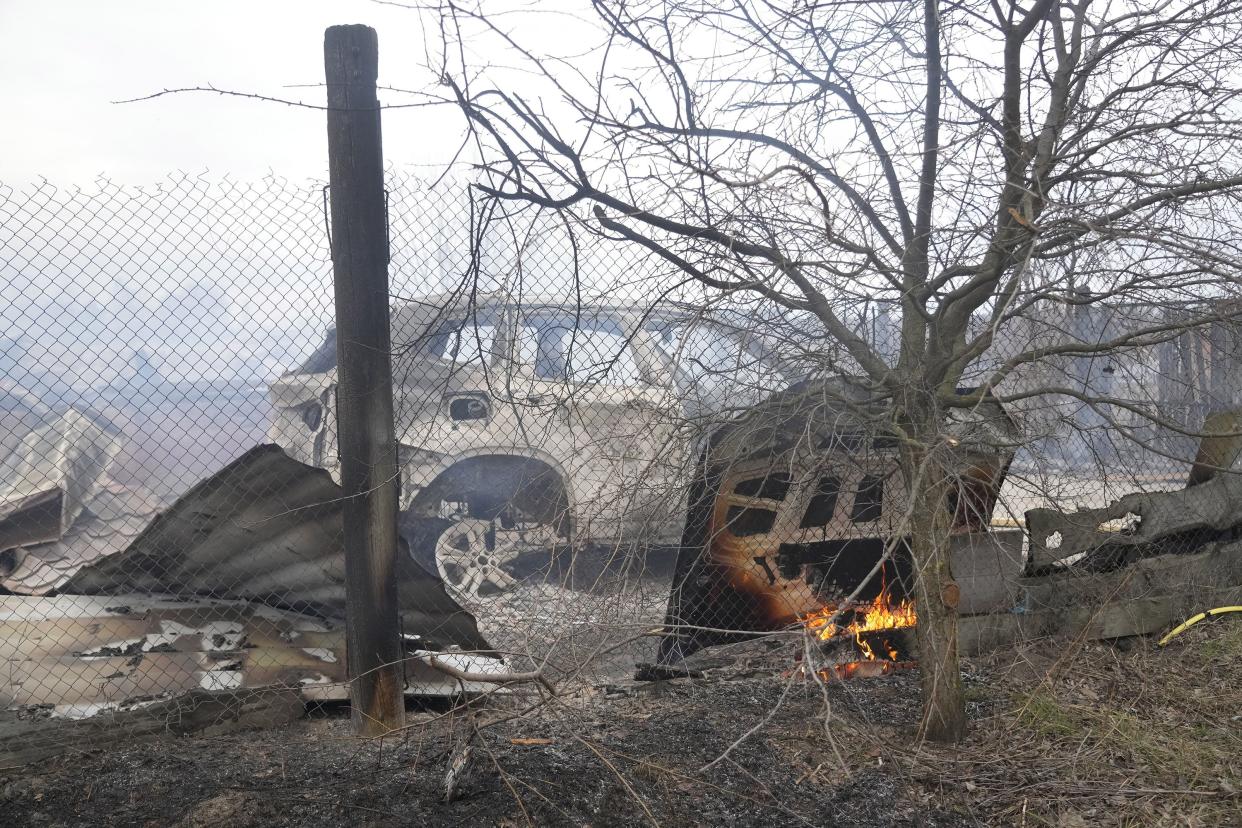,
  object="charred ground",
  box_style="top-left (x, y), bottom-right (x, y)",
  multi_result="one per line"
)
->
top-left (3, 621), bottom-right (1237, 828)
